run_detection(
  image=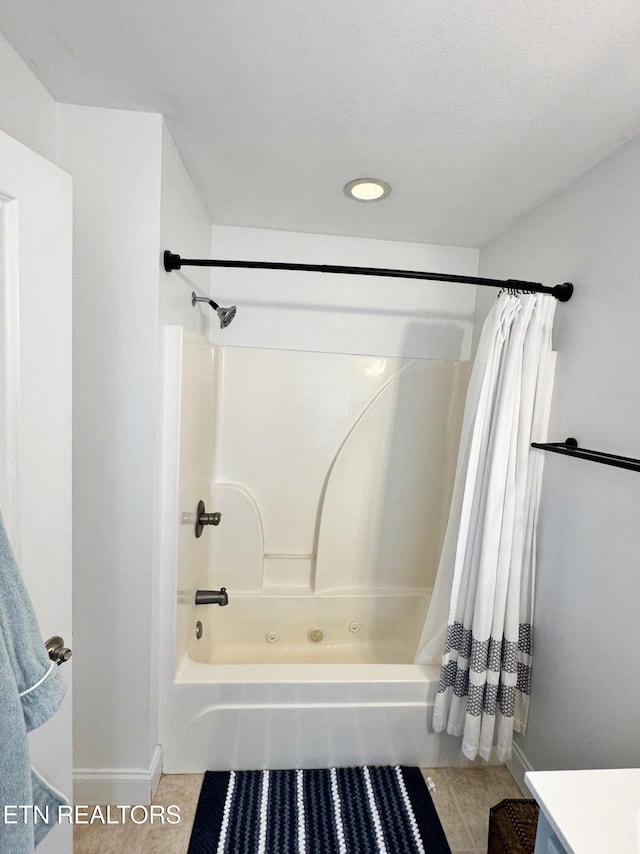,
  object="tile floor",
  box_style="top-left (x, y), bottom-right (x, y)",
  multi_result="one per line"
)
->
top-left (73, 764), bottom-right (524, 853)
top-left (421, 765), bottom-right (524, 853)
